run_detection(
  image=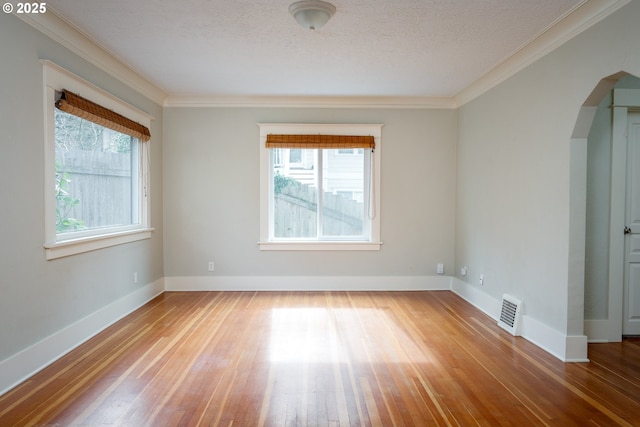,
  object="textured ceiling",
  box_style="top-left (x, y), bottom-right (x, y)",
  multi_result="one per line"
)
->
top-left (46, 0), bottom-right (585, 98)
